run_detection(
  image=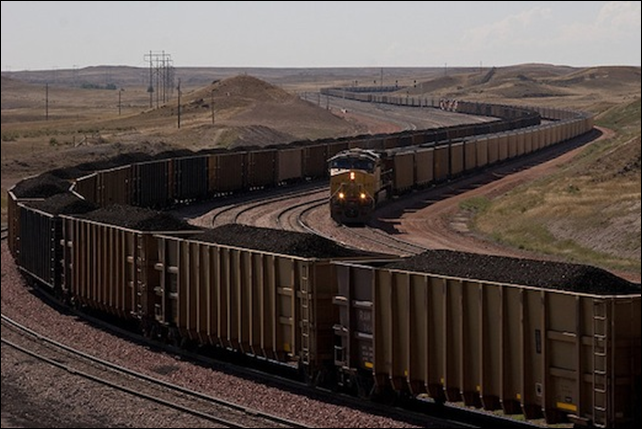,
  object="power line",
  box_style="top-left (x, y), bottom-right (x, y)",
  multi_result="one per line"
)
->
top-left (143, 51), bottom-right (175, 108)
